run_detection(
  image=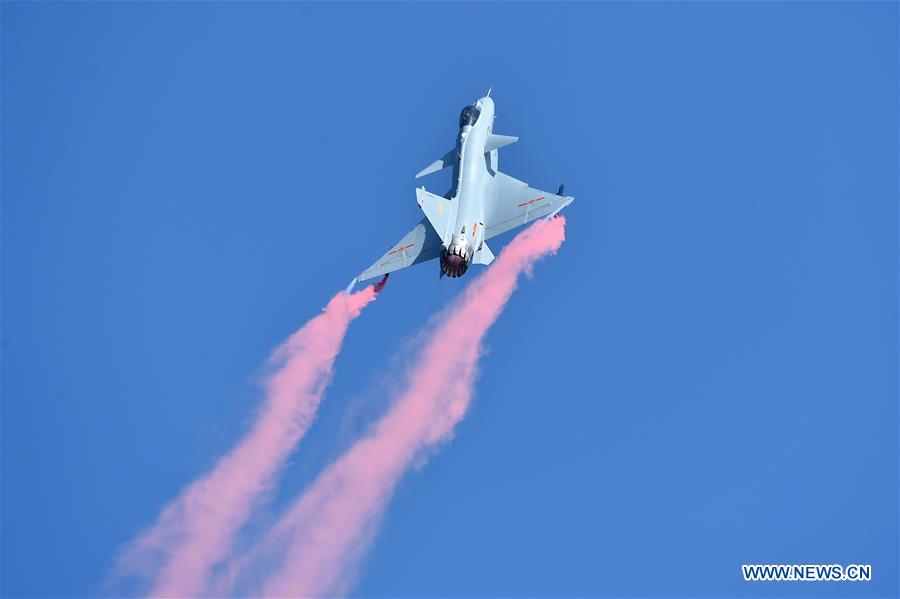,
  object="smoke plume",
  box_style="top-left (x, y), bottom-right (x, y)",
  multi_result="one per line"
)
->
top-left (227, 217), bottom-right (566, 597)
top-left (115, 279), bottom-right (386, 597)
